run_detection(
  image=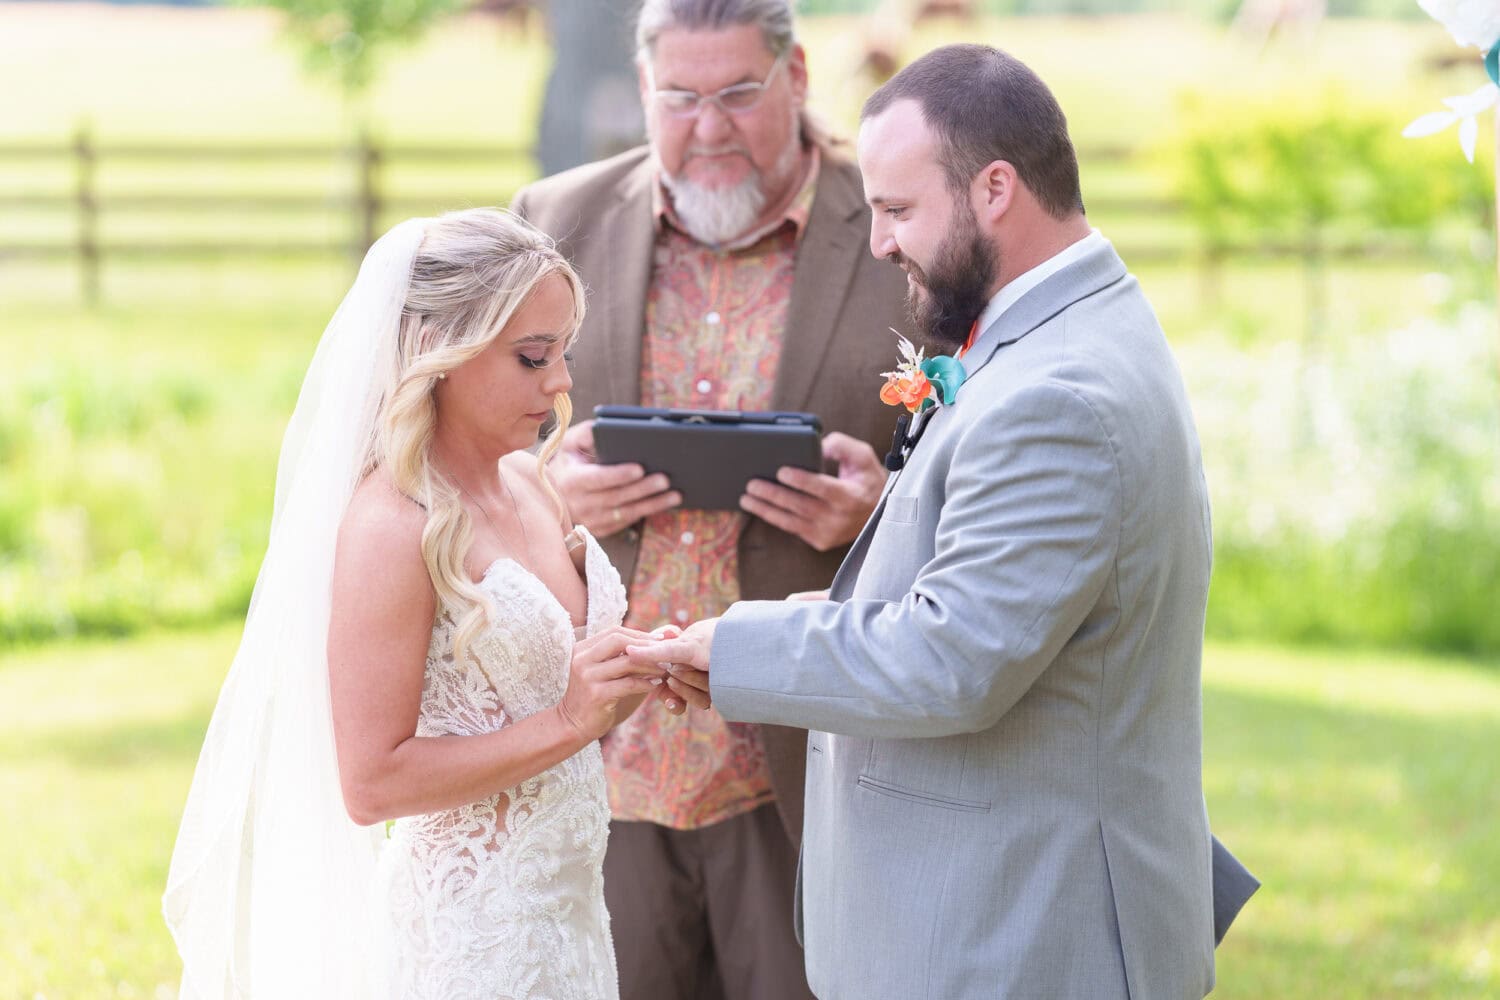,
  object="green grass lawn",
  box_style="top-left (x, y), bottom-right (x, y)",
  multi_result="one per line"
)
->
top-left (0, 629), bottom-right (1495, 997)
